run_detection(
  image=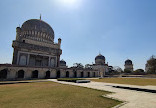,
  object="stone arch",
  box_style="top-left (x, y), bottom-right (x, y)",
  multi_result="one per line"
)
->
top-left (17, 70), bottom-right (25, 78)
top-left (45, 71), bottom-right (50, 79)
top-left (87, 72), bottom-right (90, 77)
top-left (81, 72), bottom-right (84, 78)
top-left (73, 70), bottom-right (77, 78)
top-left (0, 69), bottom-right (7, 79)
top-left (32, 70), bottom-right (38, 78)
top-left (93, 72), bottom-right (96, 77)
top-left (66, 71), bottom-right (69, 78)
top-left (57, 70), bottom-right (60, 78)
